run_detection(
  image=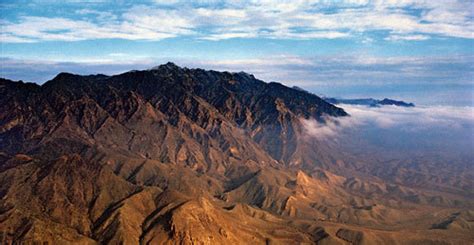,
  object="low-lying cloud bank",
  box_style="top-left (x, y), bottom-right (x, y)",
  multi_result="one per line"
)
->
top-left (302, 104), bottom-right (474, 155)
top-left (343, 104), bottom-right (474, 129)
top-left (301, 114), bottom-right (359, 139)
top-left (301, 105), bottom-right (474, 144)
